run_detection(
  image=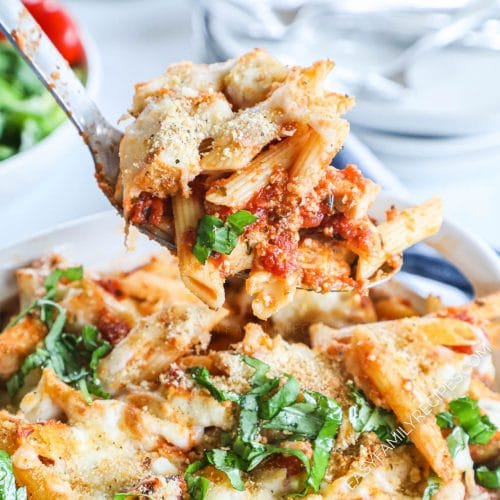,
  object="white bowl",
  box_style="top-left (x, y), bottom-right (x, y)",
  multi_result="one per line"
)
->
top-left (0, 29), bottom-right (100, 199)
top-left (0, 194), bottom-right (498, 382)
